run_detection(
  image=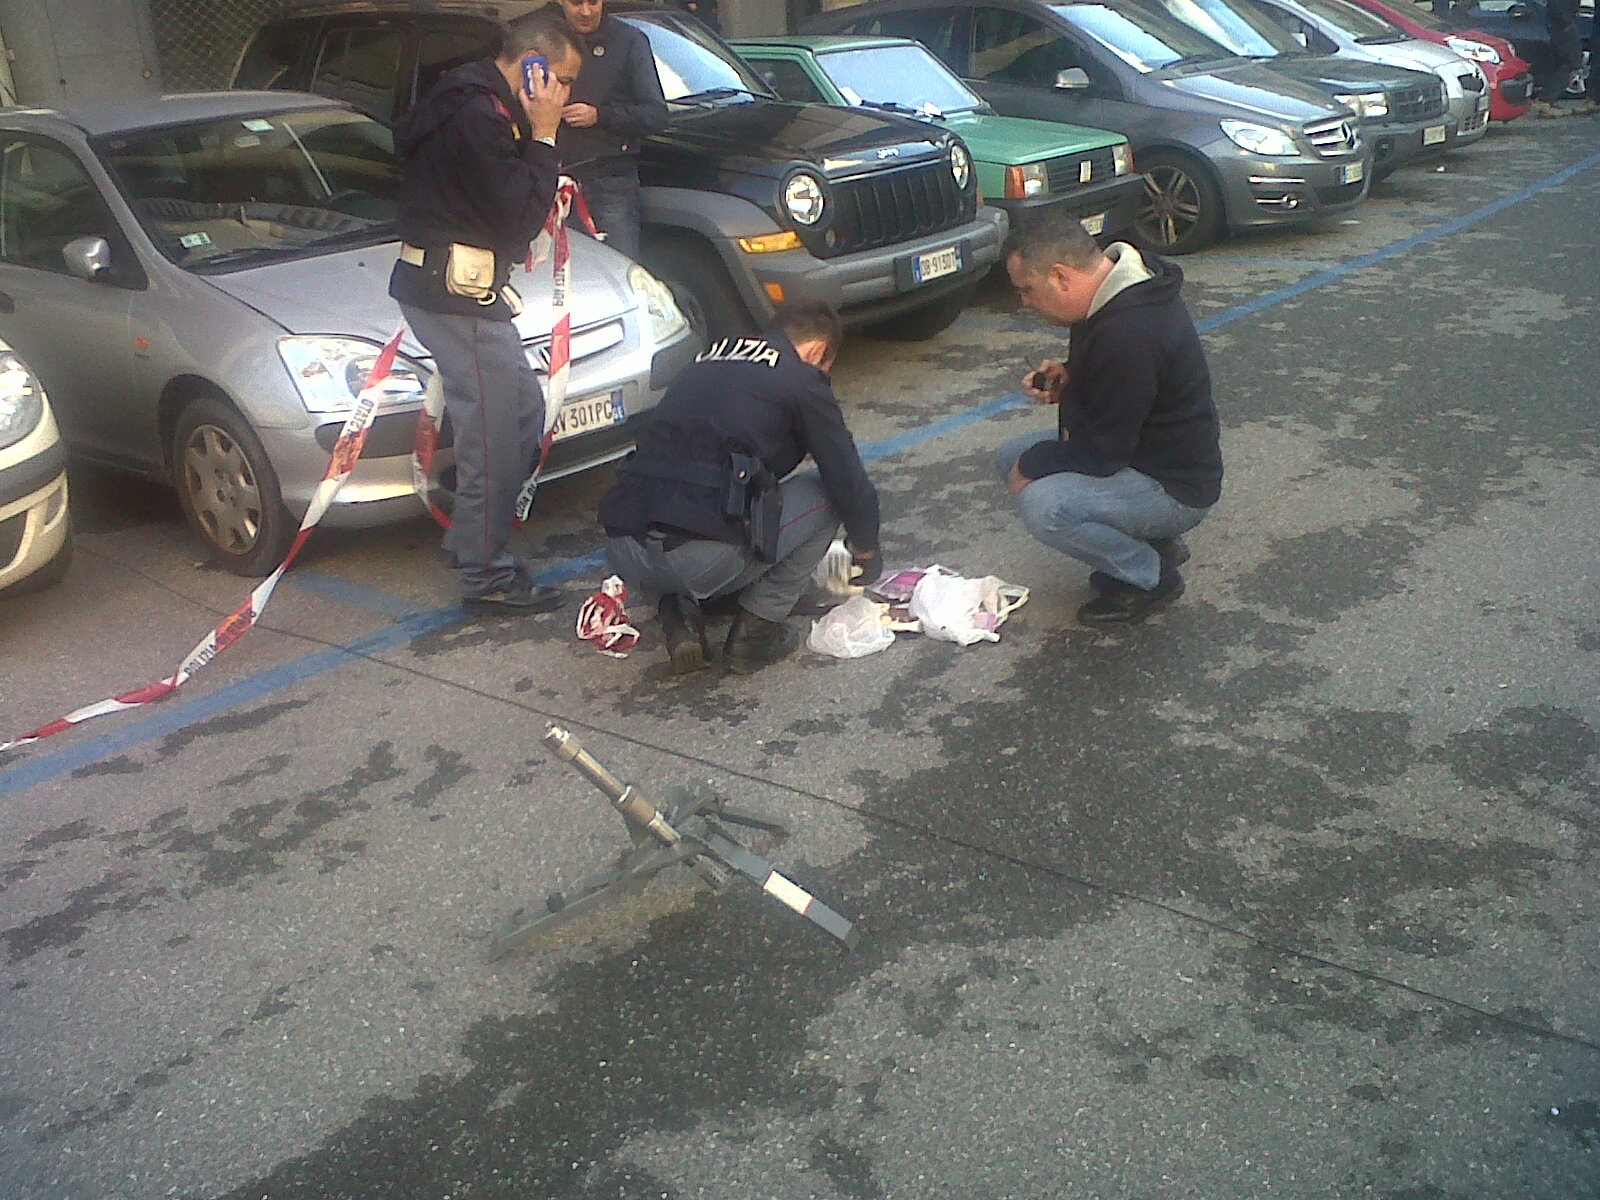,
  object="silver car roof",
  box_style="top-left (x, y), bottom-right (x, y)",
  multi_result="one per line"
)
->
top-left (0, 91), bottom-right (343, 138)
